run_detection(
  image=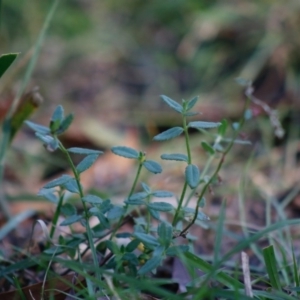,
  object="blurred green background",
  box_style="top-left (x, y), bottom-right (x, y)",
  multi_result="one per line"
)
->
top-left (2, 0), bottom-right (300, 128)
